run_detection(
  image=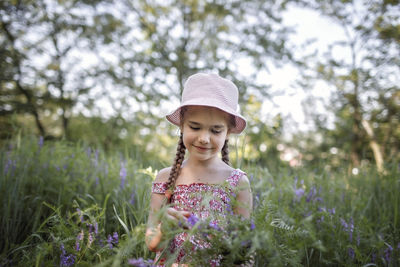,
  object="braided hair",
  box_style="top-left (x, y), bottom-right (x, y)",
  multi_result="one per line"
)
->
top-left (221, 139), bottom-right (230, 165)
top-left (165, 132), bottom-right (186, 200)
